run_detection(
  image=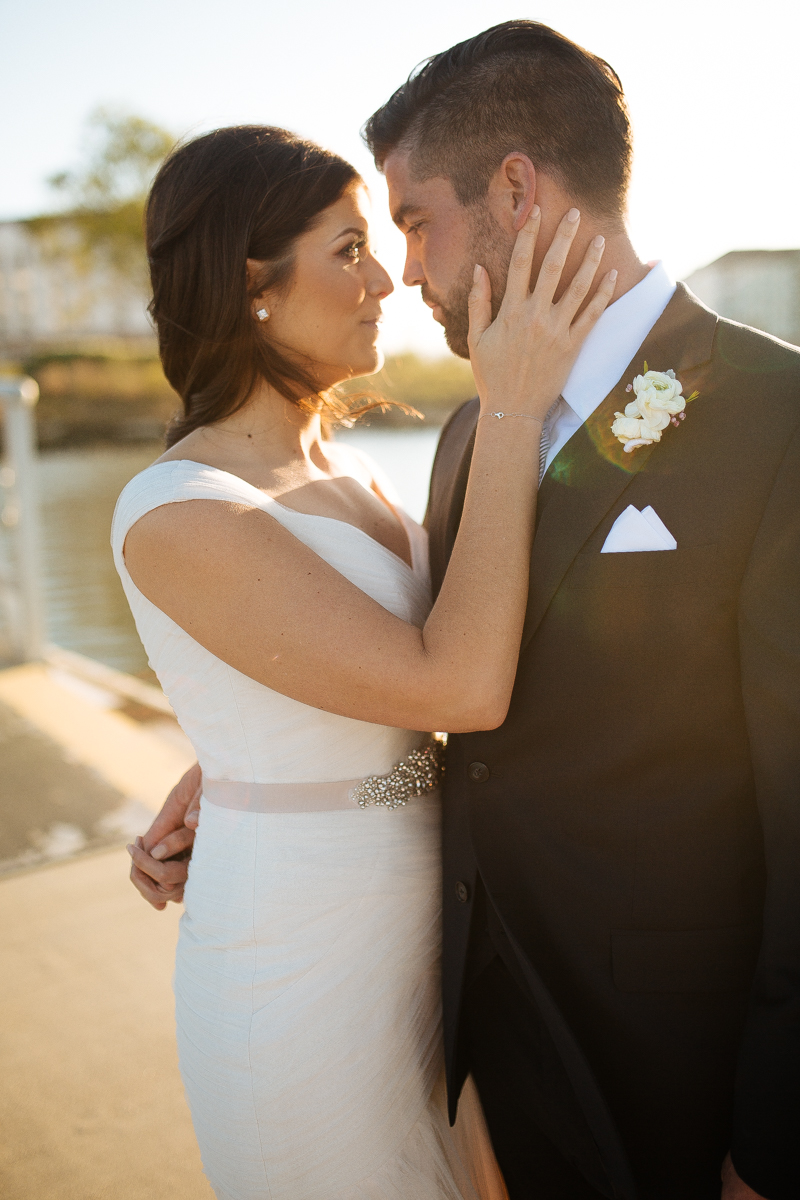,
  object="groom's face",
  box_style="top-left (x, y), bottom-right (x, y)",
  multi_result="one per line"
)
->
top-left (385, 150), bottom-right (512, 359)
